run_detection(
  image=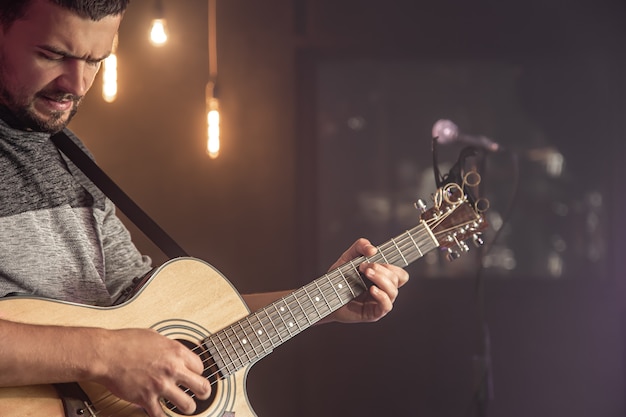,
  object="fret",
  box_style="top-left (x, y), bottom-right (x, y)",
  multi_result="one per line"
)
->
top-left (378, 247), bottom-right (390, 264)
top-left (301, 285), bottom-right (323, 321)
top-left (203, 338), bottom-right (228, 376)
top-left (326, 272), bottom-right (345, 310)
top-left (214, 332), bottom-right (238, 375)
top-left (336, 267), bottom-right (354, 299)
top-left (312, 279), bottom-right (332, 317)
top-left (235, 321), bottom-right (260, 360)
top-left (291, 289), bottom-right (313, 327)
top-left (344, 262), bottom-right (364, 300)
top-left (230, 324), bottom-right (253, 362)
top-left (321, 273), bottom-right (344, 311)
top-left (260, 307), bottom-right (283, 347)
top-left (407, 228), bottom-right (424, 257)
top-left (280, 295), bottom-right (300, 333)
top-left (245, 315), bottom-right (273, 356)
top-left (221, 326), bottom-right (246, 370)
top-left (346, 272), bottom-right (364, 293)
top-left (390, 238), bottom-right (407, 266)
top-left (282, 294), bottom-right (306, 333)
top-left (272, 302), bottom-right (295, 338)
top-left (399, 232), bottom-right (418, 260)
